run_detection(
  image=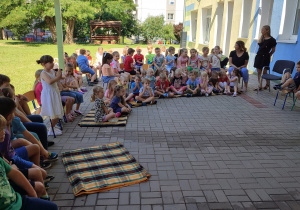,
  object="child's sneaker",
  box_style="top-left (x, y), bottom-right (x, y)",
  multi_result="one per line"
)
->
top-left (159, 95), bottom-right (165, 98)
top-left (142, 102), bottom-right (147, 106)
top-left (78, 90), bottom-right (84, 94)
top-left (81, 88), bottom-right (88, 92)
top-left (66, 114), bottom-right (74, 122)
top-left (115, 112), bottom-right (121, 118)
top-left (177, 91), bottom-right (183, 95)
top-left (44, 175), bottom-right (55, 183)
top-left (233, 92), bottom-right (237, 97)
top-left (44, 152), bottom-right (58, 163)
top-left (88, 82), bottom-right (94, 86)
top-left (163, 93), bottom-right (169, 97)
top-left (74, 110), bottom-right (83, 115)
top-left (205, 93), bottom-right (209, 97)
top-left (186, 94), bottom-right (192, 97)
top-left (41, 162), bottom-right (52, 169)
top-left (150, 100), bottom-right (157, 105)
